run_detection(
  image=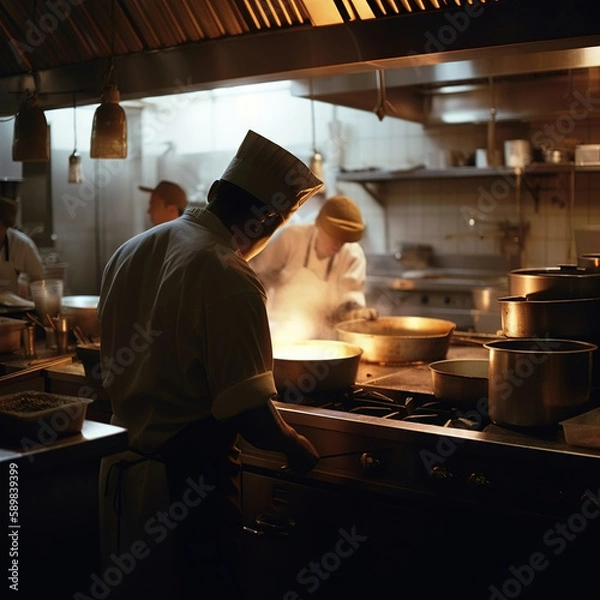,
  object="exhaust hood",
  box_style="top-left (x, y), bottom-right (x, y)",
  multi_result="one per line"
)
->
top-left (291, 48), bottom-right (600, 125)
top-left (0, 0), bottom-right (598, 123)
